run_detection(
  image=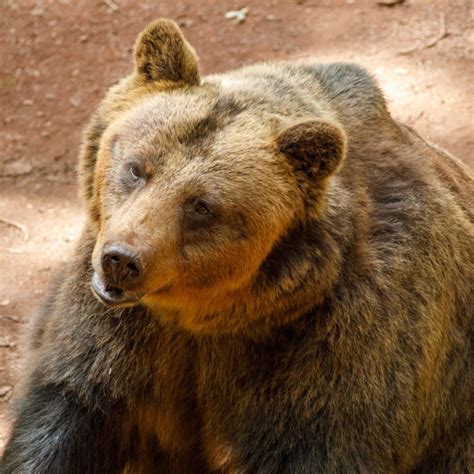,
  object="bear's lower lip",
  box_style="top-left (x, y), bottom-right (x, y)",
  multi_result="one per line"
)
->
top-left (91, 272), bottom-right (144, 307)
